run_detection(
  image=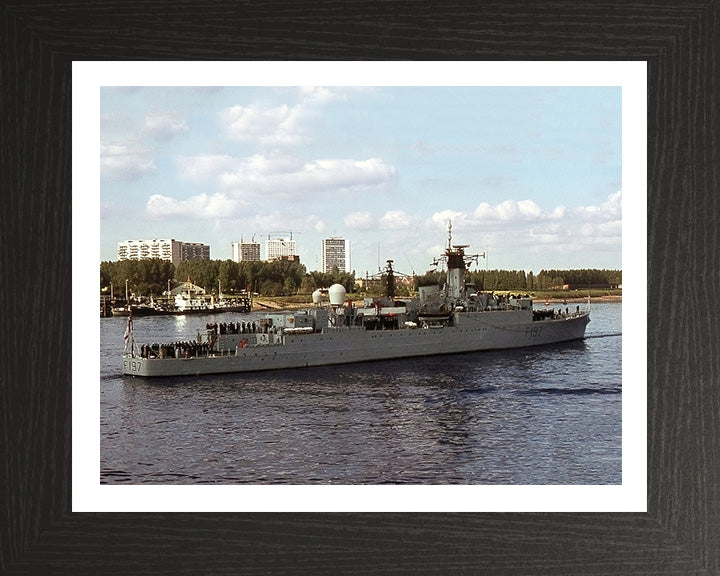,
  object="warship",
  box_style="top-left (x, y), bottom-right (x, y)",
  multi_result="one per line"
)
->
top-left (122, 224), bottom-right (590, 377)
